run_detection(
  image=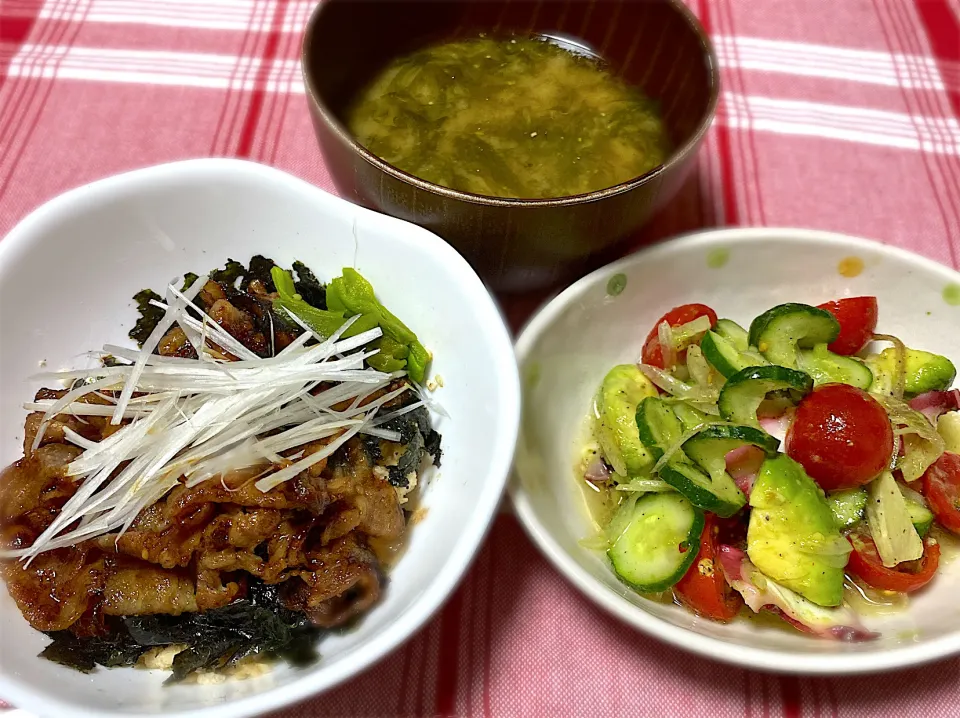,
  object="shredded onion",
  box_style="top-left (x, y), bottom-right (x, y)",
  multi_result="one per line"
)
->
top-left (872, 393), bottom-right (946, 481)
top-left (872, 333), bottom-right (907, 400)
top-left (657, 321), bottom-right (677, 370)
top-left (578, 533), bottom-right (612, 551)
top-left (615, 478), bottom-right (676, 493)
top-left (651, 423), bottom-right (719, 476)
top-left (671, 315), bottom-right (713, 349)
top-left (638, 364), bottom-right (720, 409)
top-left (898, 480), bottom-right (928, 508)
top-left (686, 345), bottom-right (720, 391)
